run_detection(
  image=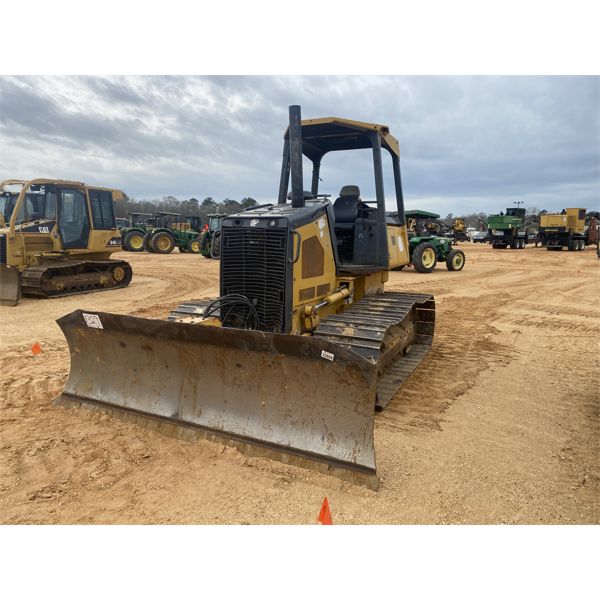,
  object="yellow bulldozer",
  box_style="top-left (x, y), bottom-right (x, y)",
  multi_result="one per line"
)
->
top-left (54, 106), bottom-right (435, 489)
top-left (0, 178), bottom-right (132, 305)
